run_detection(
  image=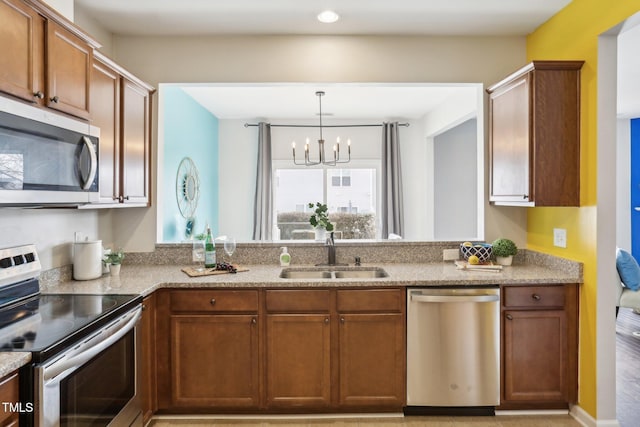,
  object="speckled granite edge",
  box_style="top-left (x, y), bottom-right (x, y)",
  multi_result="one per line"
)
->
top-left (0, 353), bottom-right (31, 377)
top-left (39, 264), bottom-right (72, 290)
